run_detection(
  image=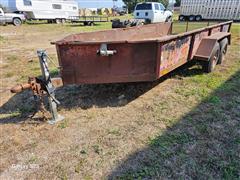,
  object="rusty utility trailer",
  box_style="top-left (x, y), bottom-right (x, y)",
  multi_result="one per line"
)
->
top-left (54, 21), bottom-right (232, 85)
top-left (11, 21), bottom-right (232, 123)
